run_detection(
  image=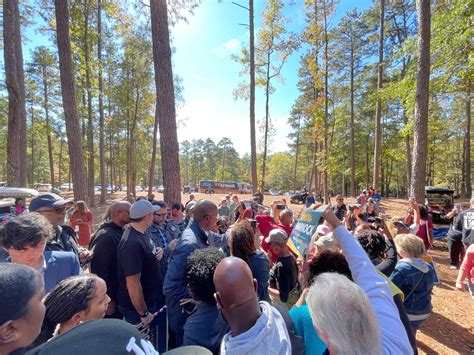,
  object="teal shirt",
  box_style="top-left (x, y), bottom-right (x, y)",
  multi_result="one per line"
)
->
top-left (217, 206), bottom-right (230, 218)
top-left (289, 305), bottom-right (327, 355)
